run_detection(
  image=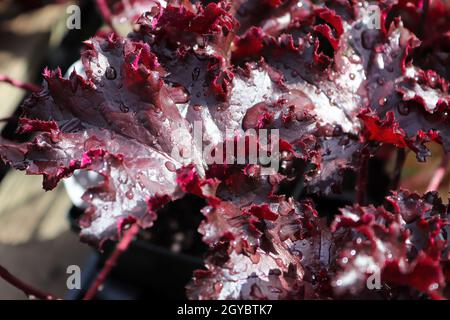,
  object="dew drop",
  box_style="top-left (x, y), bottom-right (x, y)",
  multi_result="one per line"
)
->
top-left (193, 104), bottom-right (202, 111)
top-left (105, 66), bottom-right (117, 80)
top-left (429, 283), bottom-right (439, 291)
top-left (429, 75), bottom-right (438, 88)
top-left (293, 250), bottom-right (303, 260)
top-left (192, 67), bottom-right (200, 81)
top-left (349, 73), bottom-right (356, 80)
top-left (339, 136), bottom-right (350, 146)
top-left (171, 85), bottom-right (190, 104)
top-left (125, 190), bottom-right (134, 199)
top-left (119, 102), bottom-right (130, 113)
top-left (349, 54), bottom-right (361, 64)
top-left (165, 161), bottom-right (176, 172)
top-left (333, 125), bottom-right (343, 136)
top-left (179, 147), bottom-right (190, 159)
top-left (397, 103), bottom-right (410, 115)
top-left (378, 97), bottom-right (386, 106)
